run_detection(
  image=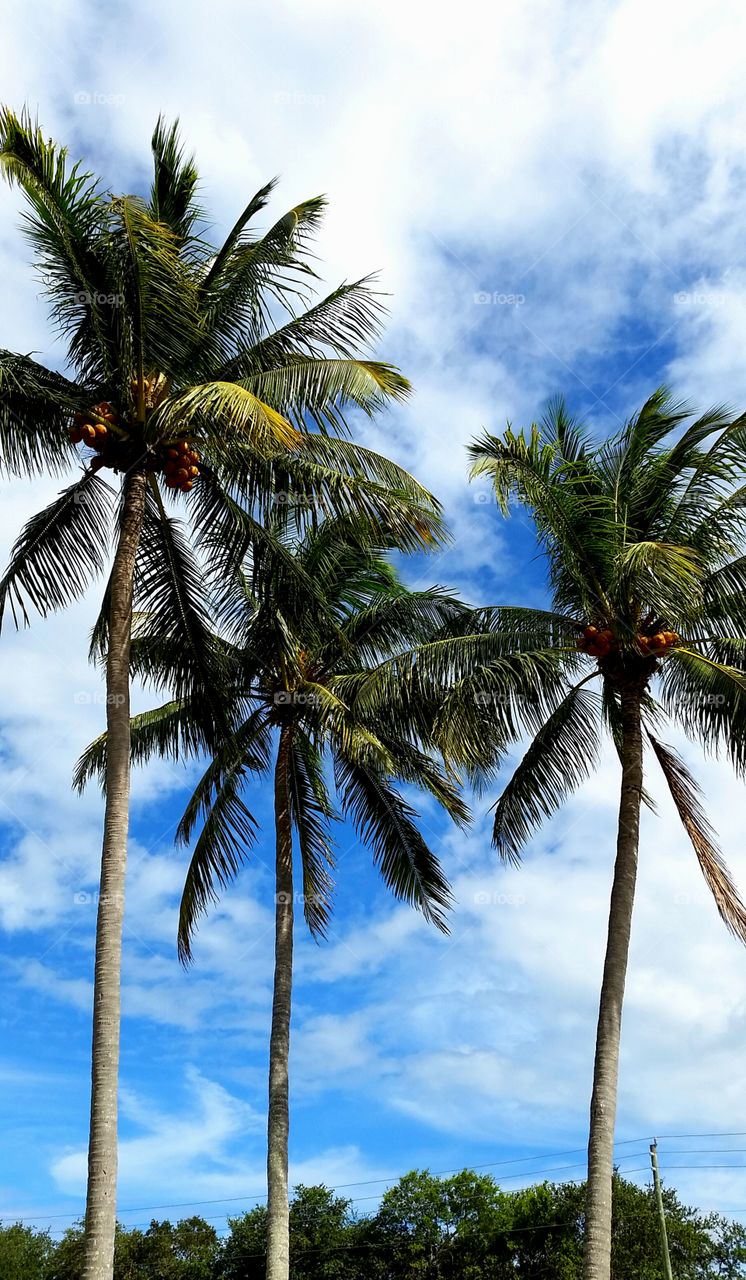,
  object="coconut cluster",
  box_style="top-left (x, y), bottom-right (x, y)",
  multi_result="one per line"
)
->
top-left (158, 440), bottom-right (201, 492)
top-left (576, 625), bottom-right (615, 658)
top-left (69, 402), bottom-right (119, 453)
top-left (69, 401), bottom-right (201, 491)
top-left (577, 623), bottom-right (680, 660)
top-left (637, 629), bottom-right (679, 654)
